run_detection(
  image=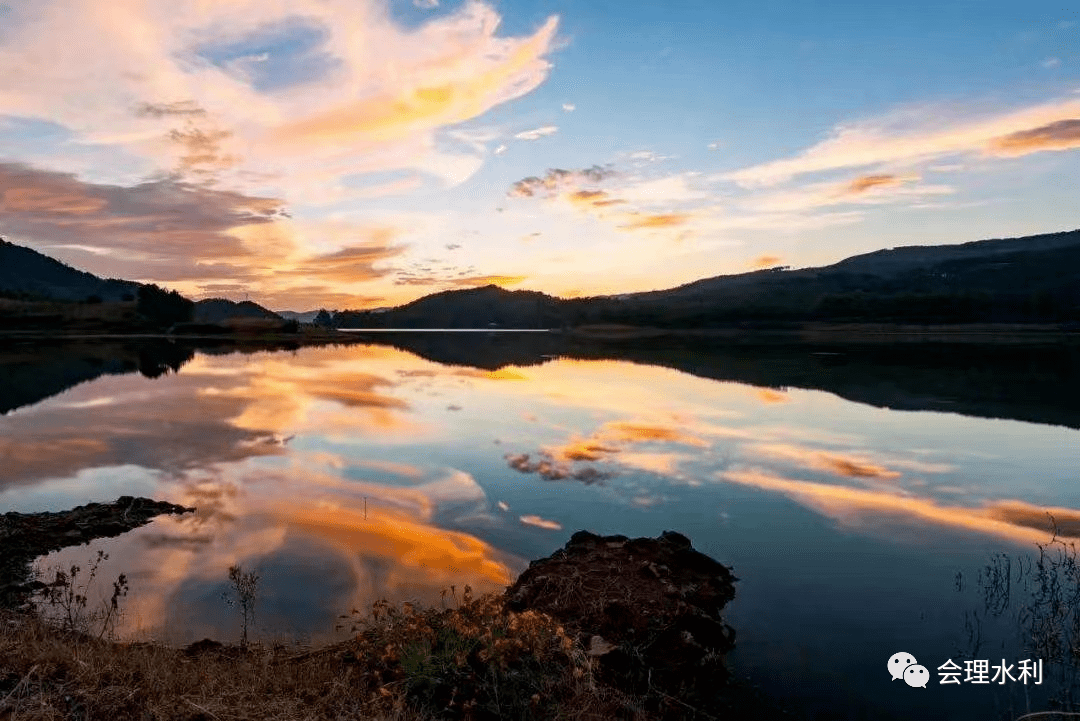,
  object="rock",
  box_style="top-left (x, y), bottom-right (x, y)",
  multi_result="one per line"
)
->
top-left (1, 497), bottom-right (195, 607)
top-left (504, 529), bottom-right (738, 717)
